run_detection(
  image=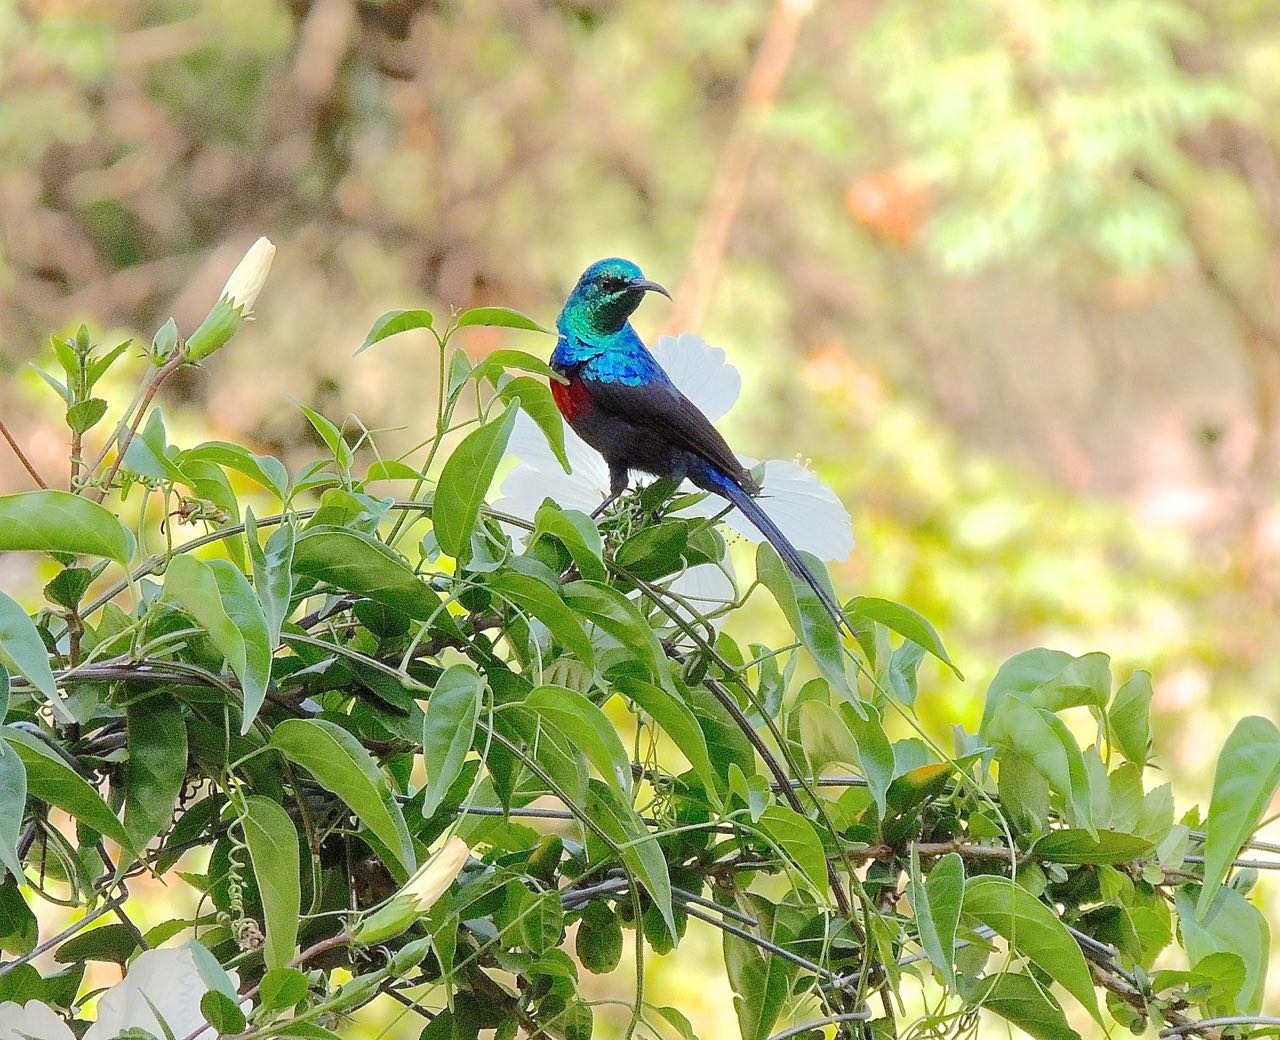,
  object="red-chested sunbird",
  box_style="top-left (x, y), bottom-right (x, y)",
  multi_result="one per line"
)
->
top-left (550, 258), bottom-right (851, 635)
